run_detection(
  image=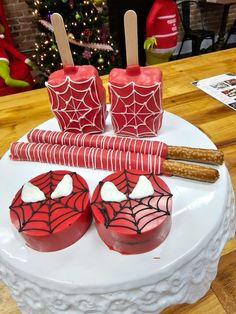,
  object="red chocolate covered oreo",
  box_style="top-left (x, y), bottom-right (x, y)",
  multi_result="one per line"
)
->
top-left (10, 170), bottom-right (92, 252)
top-left (91, 169), bottom-right (172, 254)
